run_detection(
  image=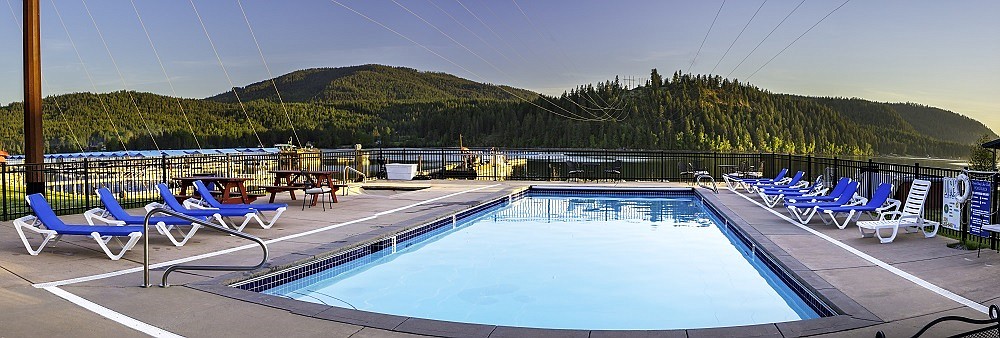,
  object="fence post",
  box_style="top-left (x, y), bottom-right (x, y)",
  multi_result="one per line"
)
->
top-left (1, 163), bottom-right (6, 221)
top-left (807, 155), bottom-right (813, 181)
top-left (161, 155), bottom-right (168, 184)
top-left (83, 158), bottom-right (92, 209)
top-left (712, 151), bottom-right (718, 178)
